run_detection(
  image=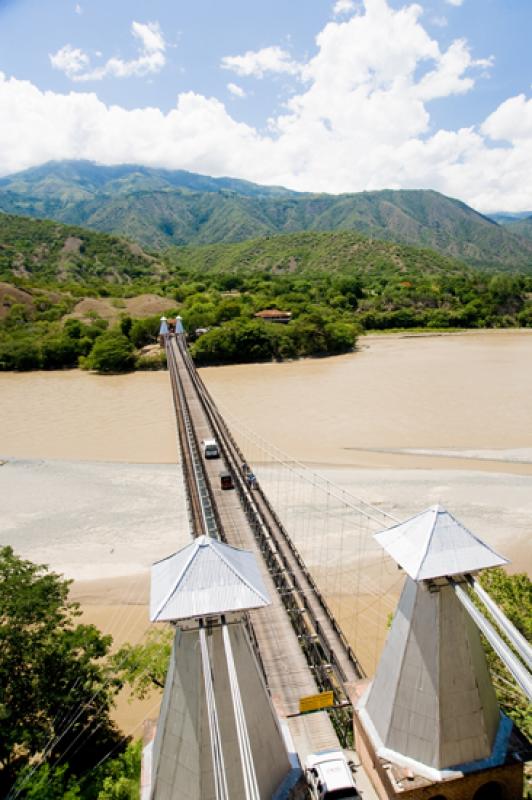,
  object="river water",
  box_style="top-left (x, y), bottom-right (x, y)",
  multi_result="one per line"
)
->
top-left (2, 330), bottom-right (531, 468)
